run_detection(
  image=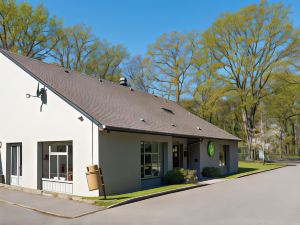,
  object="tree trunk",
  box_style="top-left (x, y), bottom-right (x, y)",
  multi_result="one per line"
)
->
top-left (291, 121), bottom-right (296, 155)
top-left (280, 130), bottom-right (283, 159)
top-left (241, 108), bottom-right (254, 160)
